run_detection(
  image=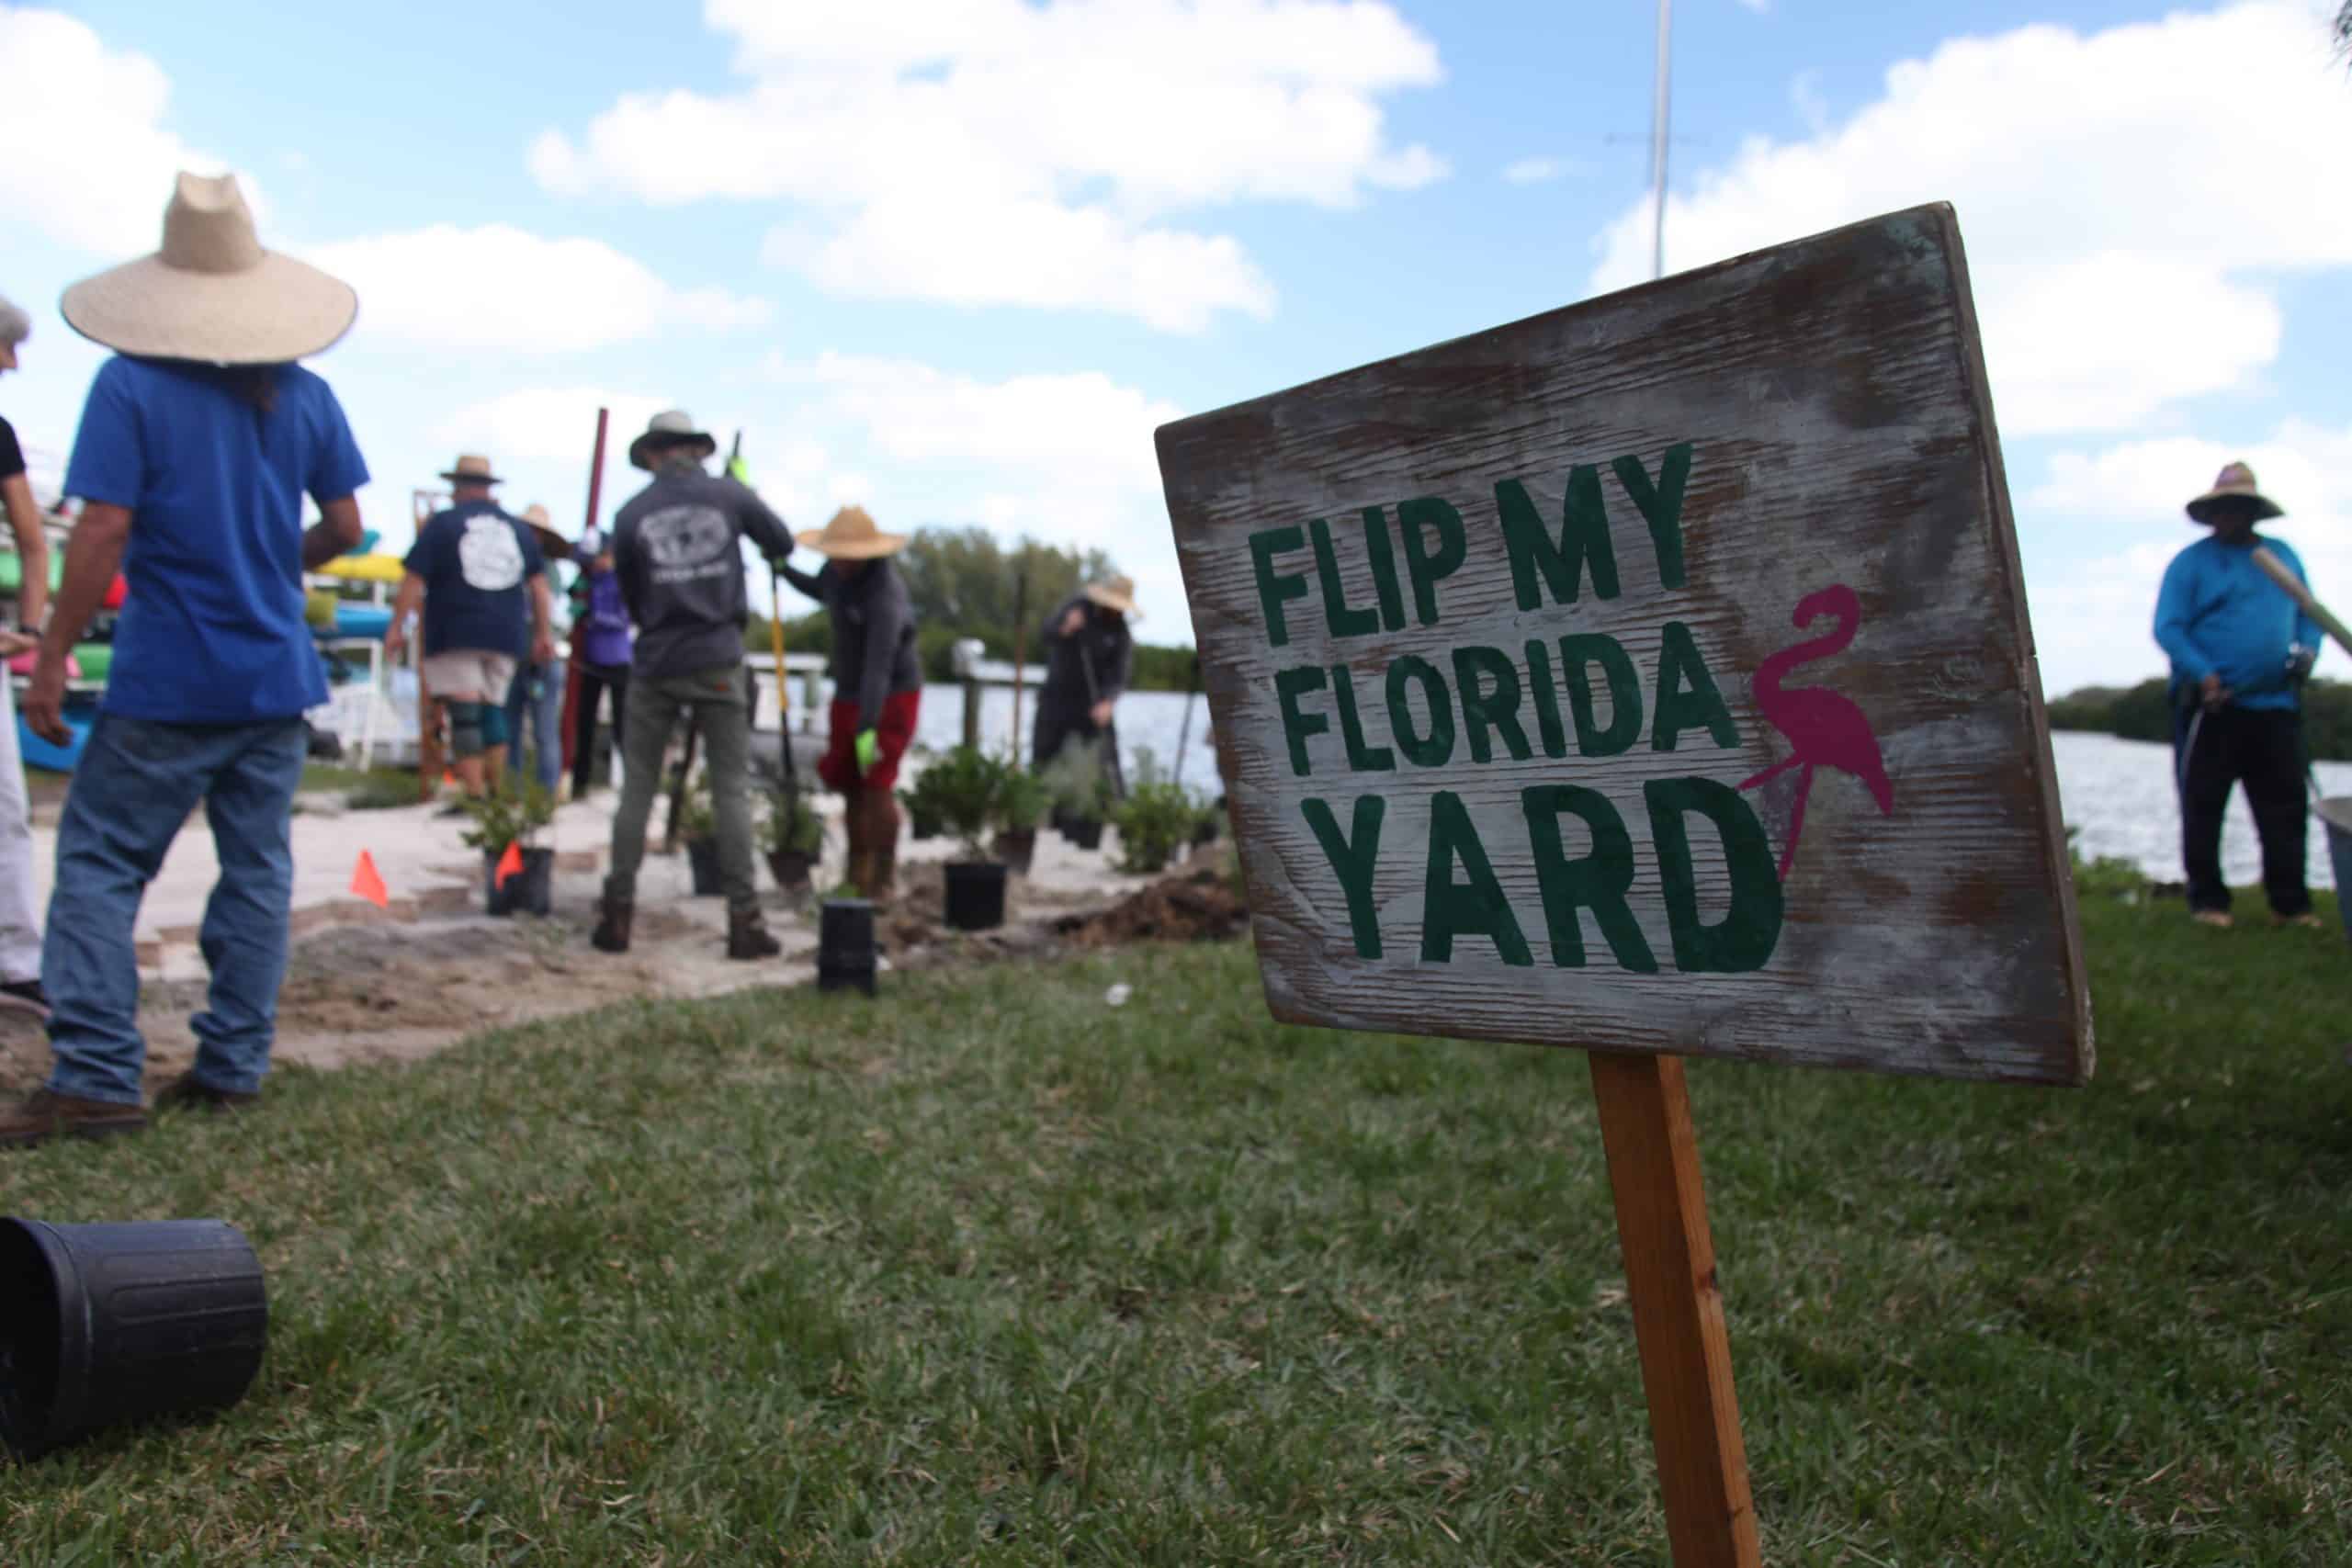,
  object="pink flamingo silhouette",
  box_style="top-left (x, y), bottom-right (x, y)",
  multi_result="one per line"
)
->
top-left (1739, 584), bottom-right (1894, 878)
